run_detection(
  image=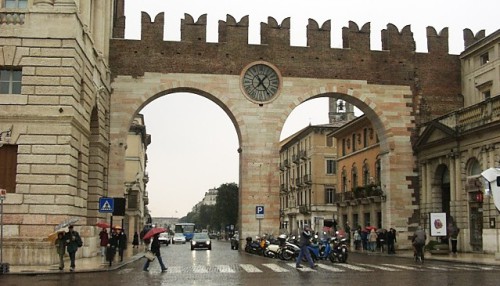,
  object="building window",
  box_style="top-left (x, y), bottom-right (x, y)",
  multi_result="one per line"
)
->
top-left (483, 90), bottom-right (491, 100)
top-left (0, 68), bottom-right (22, 94)
top-left (128, 191), bottom-right (138, 209)
top-left (326, 159), bottom-right (336, 175)
top-left (342, 138), bottom-right (346, 156)
top-left (480, 52), bottom-right (489, 65)
top-left (363, 128), bottom-right (368, 147)
top-left (351, 165), bottom-right (358, 190)
top-left (0, 145), bottom-right (18, 193)
top-left (351, 134), bottom-right (356, 152)
top-left (325, 187), bottom-right (335, 204)
top-left (4, 0), bottom-right (27, 8)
